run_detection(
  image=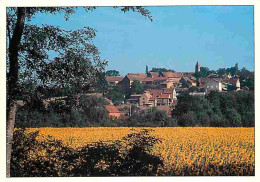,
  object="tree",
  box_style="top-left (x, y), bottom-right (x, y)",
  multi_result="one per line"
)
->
top-left (225, 108), bottom-right (242, 127)
top-left (130, 80), bottom-right (144, 94)
top-left (194, 67), bottom-right (209, 78)
top-left (107, 86), bottom-right (125, 105)
top-left (6, 7), bottom-right (152, 177)
top-left (106, 70), bottom-right (120, 76)
top-left (150, 67), bottom-right (175, 72)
